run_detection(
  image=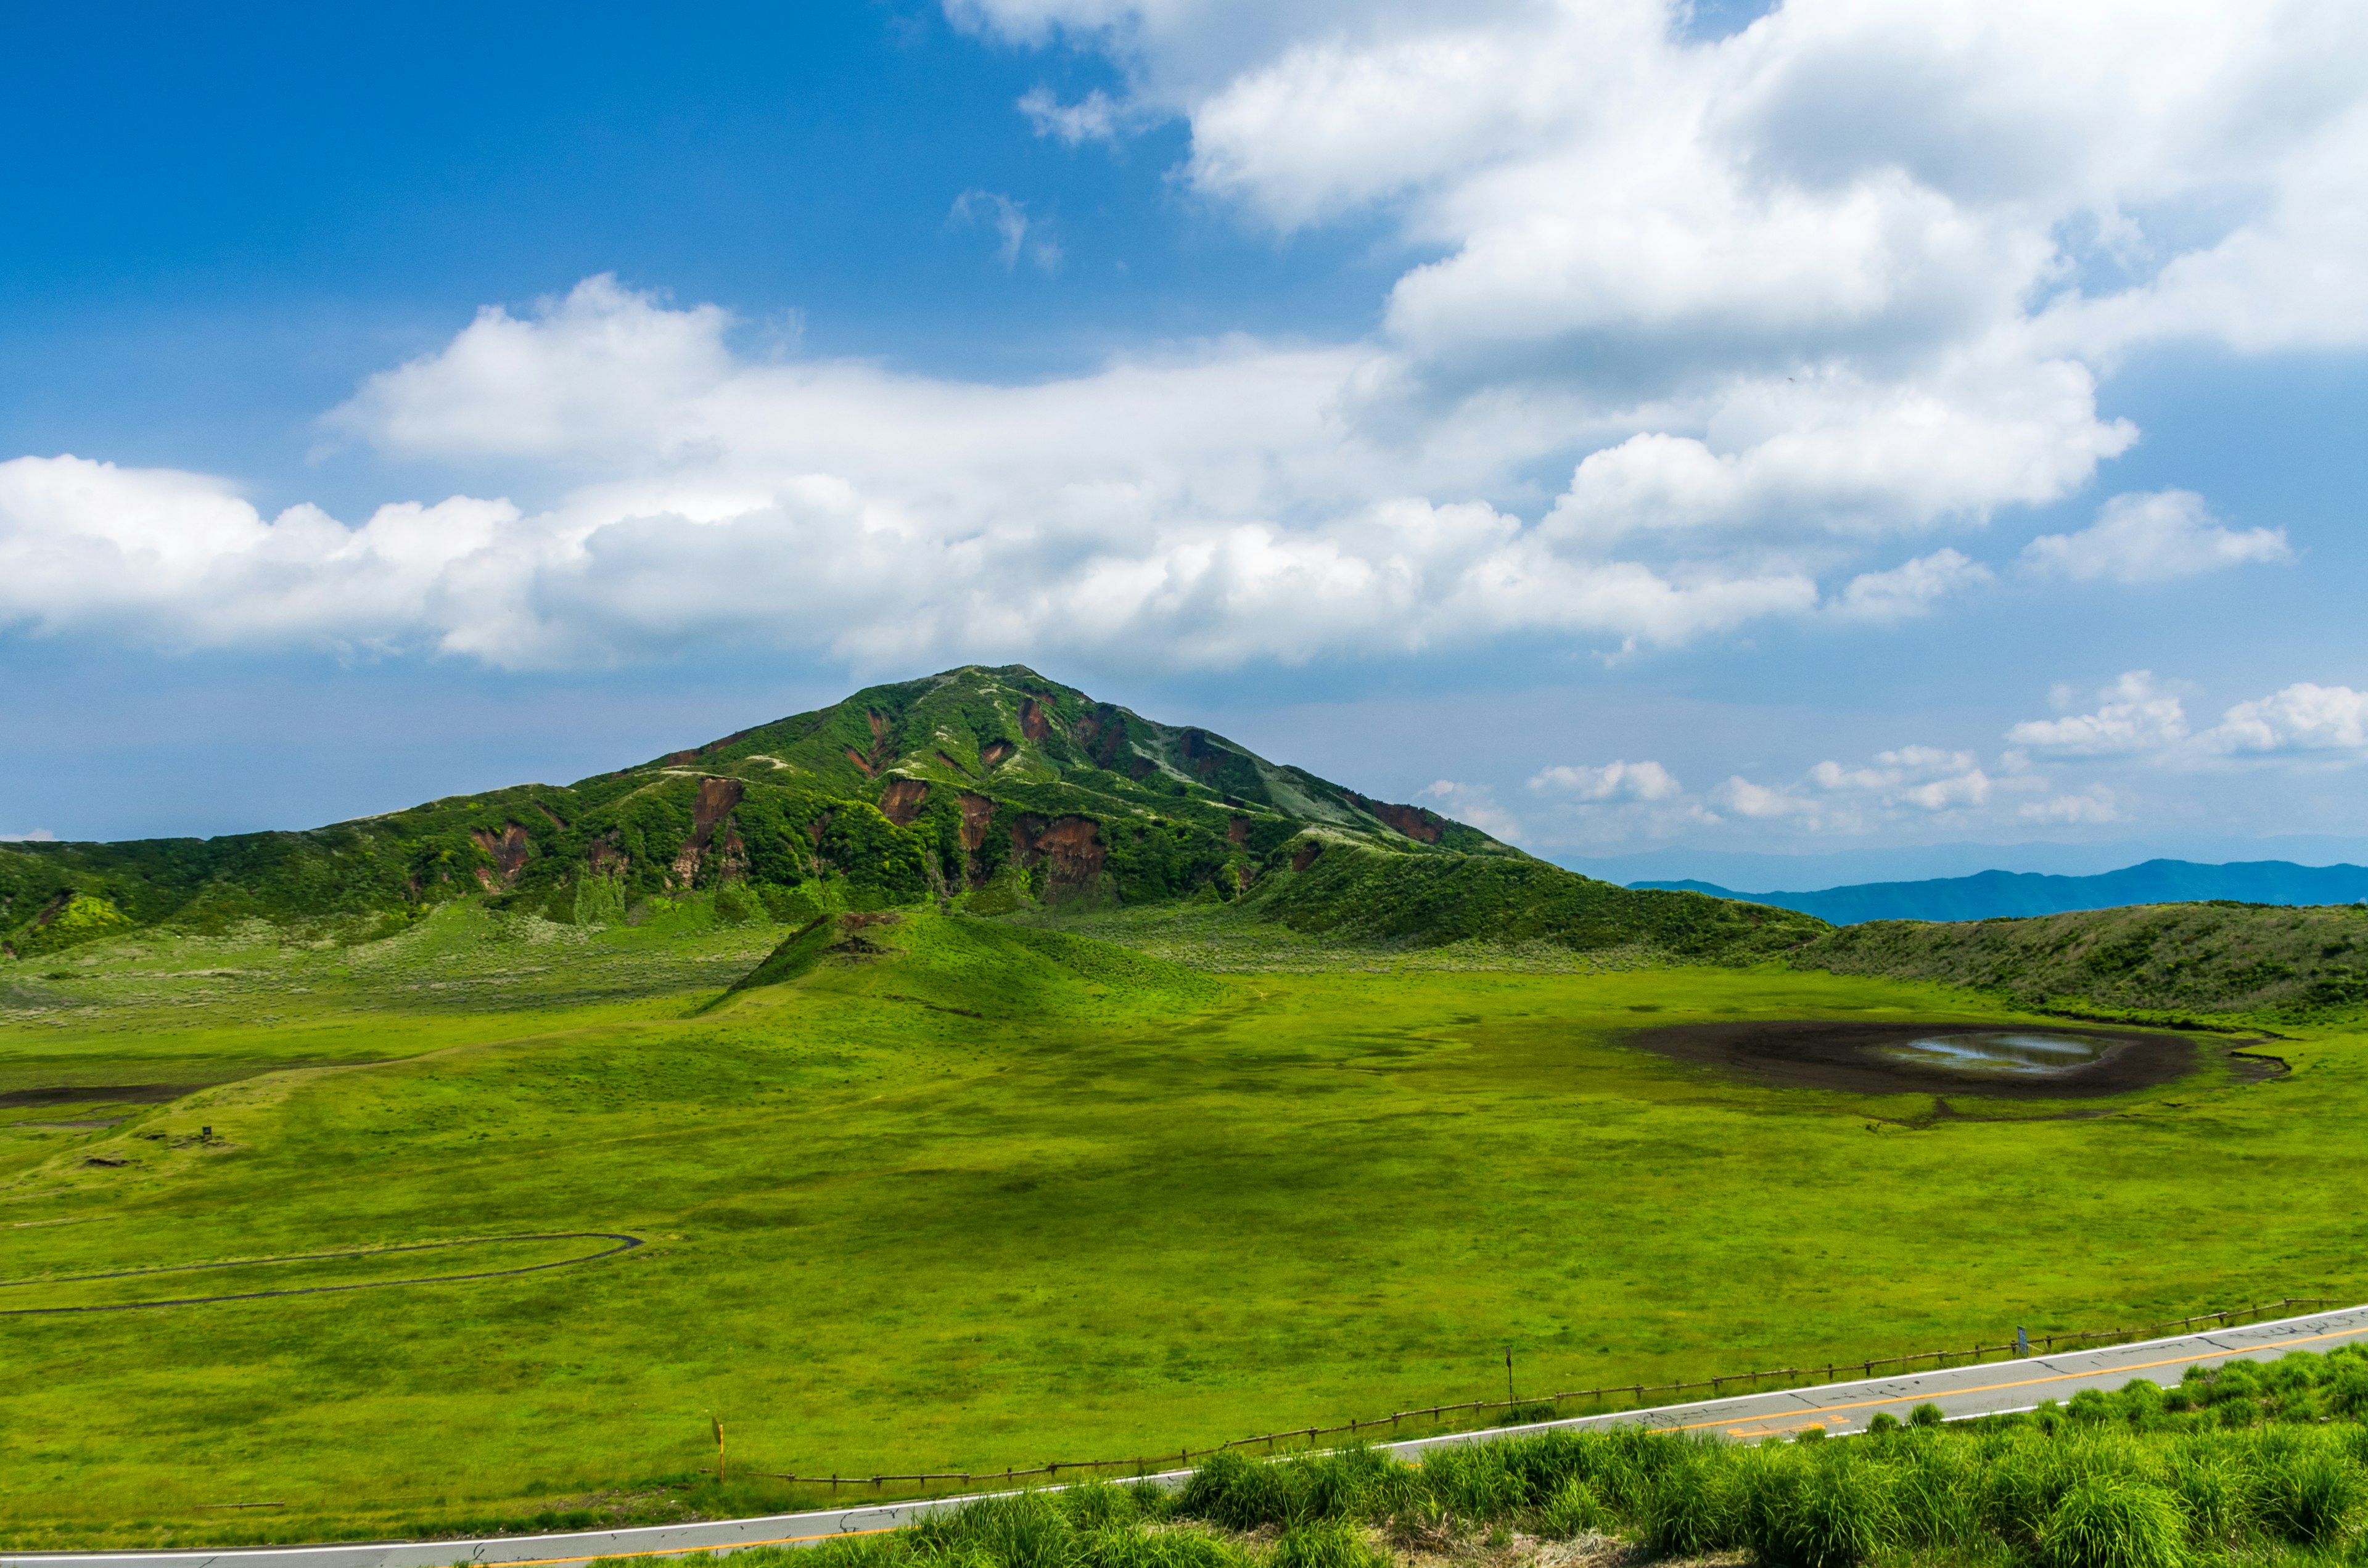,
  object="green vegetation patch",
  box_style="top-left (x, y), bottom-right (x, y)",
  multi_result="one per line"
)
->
top-left (1794, 901), bottom-right (2368, 1020)
top-left (0, 905), bottom-right (2356, 1550)
top-left (731, 1358), bottom-right (2368, 1568)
